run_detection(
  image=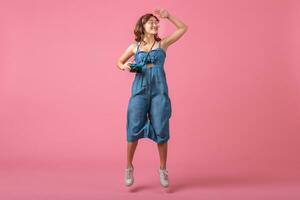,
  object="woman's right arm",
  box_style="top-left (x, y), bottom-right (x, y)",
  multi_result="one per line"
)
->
top-left (116, 43), bottom-right (135, 71)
